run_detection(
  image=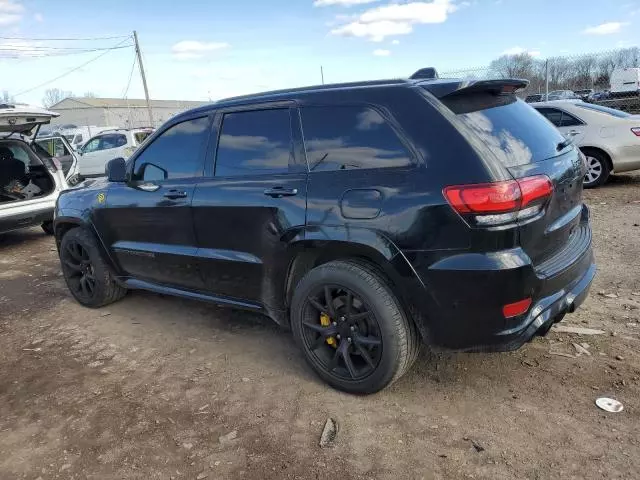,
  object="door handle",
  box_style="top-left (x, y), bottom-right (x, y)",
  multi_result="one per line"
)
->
top-left (164, 189), bottom-right (188, 199)
top-left (263, 186), bottom-right (298, 198)
top-left (138, 182), bottom-right (160, 192)
top-left (568, 130), bottom-right (581, 136)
